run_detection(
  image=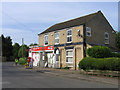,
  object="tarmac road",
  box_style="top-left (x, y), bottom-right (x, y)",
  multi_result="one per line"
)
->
top-left (2, 62), bottom-right (118, 88)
